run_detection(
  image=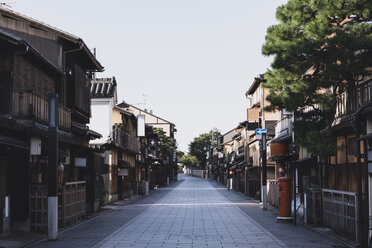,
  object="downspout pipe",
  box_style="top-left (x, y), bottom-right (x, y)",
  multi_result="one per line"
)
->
top-left (62, 43), bottom-right (84, 73)
top-left (61, 43), bottom-right (84, 105)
